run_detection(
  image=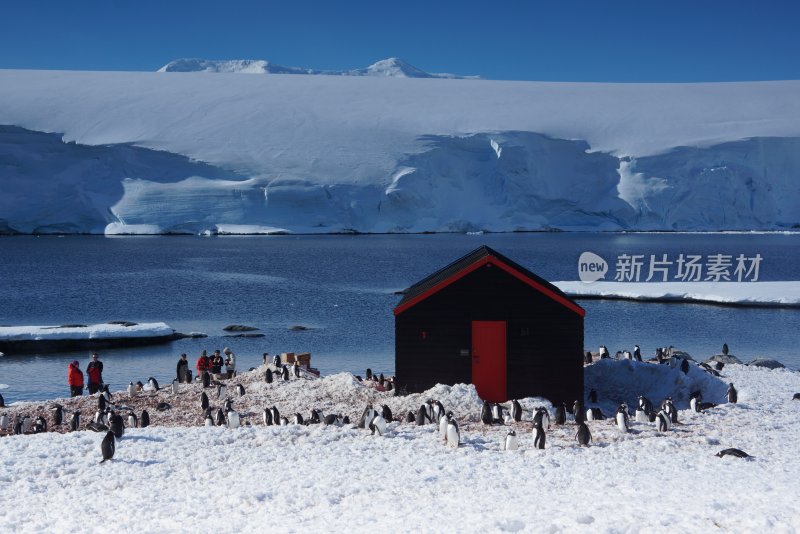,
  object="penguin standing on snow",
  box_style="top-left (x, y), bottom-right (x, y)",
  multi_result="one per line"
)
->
top-left (480, 400), bottom-right (493, 426)
top-left (215, 408), bottom-right (226, 427)
top-left (445, 416), bottom-right (460, 448)
top-left (100, 430), bottom-right (116, 463)
top-left (615, 404), bottom-right (630, 432)
top-left (205, 410), bottom-right (215, 427)
top-left (127, 412), bottom-right (138, 428)
top-left (202, 371), bottom-right (211, 388)
top-left (726, 384), bottom-right (738, 404)
top-left (281, 366), bottom-right (290, 381)
top-left (369, 414), bottom-right (387, 436)
top-left (656, 410), bottom-right (670, 432)
top-left (511, 400), bottom-right (522, 422)
top-left (555, 403), bottom-right (567, 425)
top-left (69, 411), bottom-right (81, 432)
top-left (533, 420), bottom-right (546, 449)
top-left (110, 413), bottom-right (124, 439)
top-left (416, 404), bottom-right (428, 426)
top-left (127, 382), bottom-right (136, 397)
top-left (271, 406), bottom-right (280, 424)
top-left (236, 384), bottom-right (245, 397)
top-left (573, 400), bottom-right (585, 424)
top-left (359, 405), bottom-right (376, 429)
top-left (265, 368), bottom-right (273, 383)
top-left (503, 429), bottom-right (518, 451)
top-left (381, 405), bottom-right (393, 422)
top-left (262, 407), bottom-right (273, 426)
top-left (227, 410), bottom-right (240, 429)
top-left (0, 413), bottom-right (8, 431)
top-left (140, 410), bottom-right (150, 428)
top-left (406, 411), bottom-right (416, 424)
top-left (52, 404), bottom-right (65, 426)
top-left (576, 421), bottom-right (592, 446)
top-left (491, 403), bottom-right (504, 424)
top-left (438, 411), bottom-right (450, 440)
